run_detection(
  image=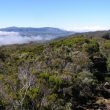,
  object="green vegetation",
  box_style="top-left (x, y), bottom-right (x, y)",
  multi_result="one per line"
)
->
top-left (0, 34), bottom-right (110, 110)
